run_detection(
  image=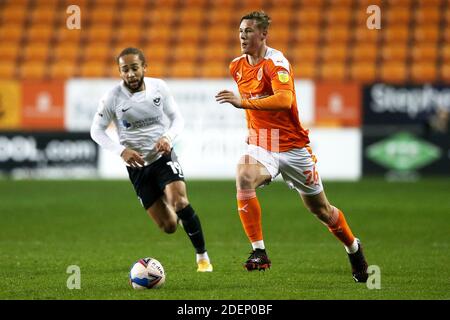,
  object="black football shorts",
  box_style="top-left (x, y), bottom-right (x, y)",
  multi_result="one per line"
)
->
top-left (126, 151), bottom-right (185, 210)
